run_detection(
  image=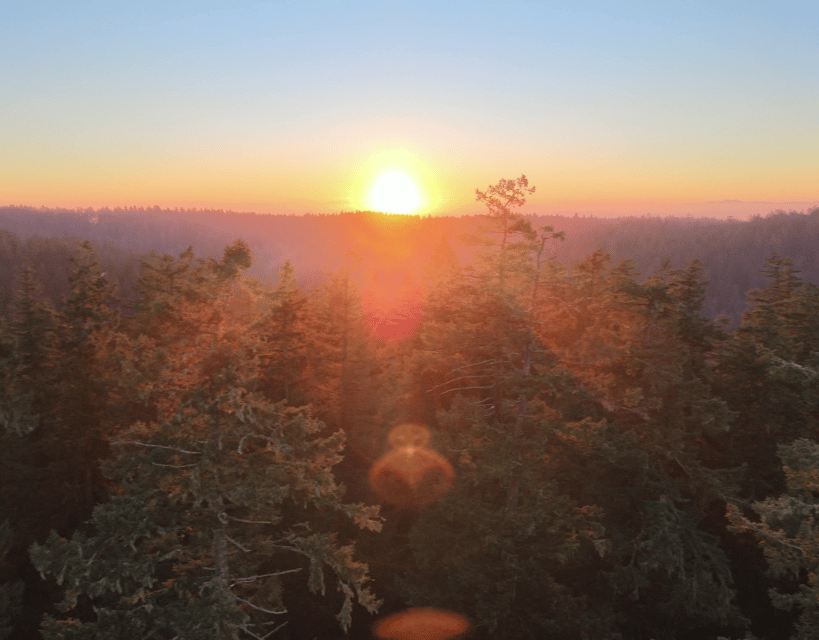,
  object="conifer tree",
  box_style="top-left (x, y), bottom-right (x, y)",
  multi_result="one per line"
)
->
top-left (0, 521), bottom-right (23, 640)
top-left (258, 260), bottom-right (308, 405)
top-left (728, 438), bottom-right (819, 640)
top-left (547, 255), bottom-right (746, 637)
top-left (396, 180), bottom-right (609, 637)
top-left (49, 241), bottom-right (121, 514)
top-left (0, 264), bottom-right (53, 440)
top-left (0, 254), bottom-right (117, 638)
top-left (400, 236), bottom-right (747, 637)
top-left (31, 243), bottom-right (382, 639)
top-left (0, 264), bottom-right (60, 540)
top-left (716, 255), bottom-right (819, 498)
